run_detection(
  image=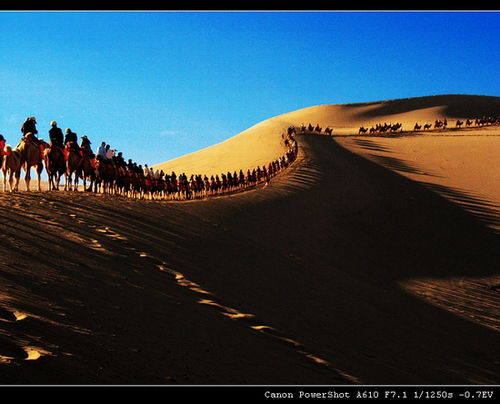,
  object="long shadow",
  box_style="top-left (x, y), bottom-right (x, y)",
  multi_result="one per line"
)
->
top-left (368, 154), bottom-right (441, 177)
top-left (417, 181), bottom-right (500, 233)
top-left (349, 137), bottom-right (500, 234)
top-left (343, 94), bottom-right (500, 121)
top-left (351, 138), bottom-right (443, 177)
top-left (197, 133), bottom-right (500, 383)
top-left (351, 138), bottom-right (393, 153)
